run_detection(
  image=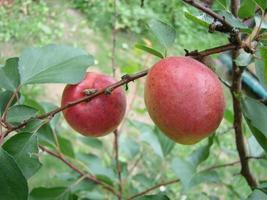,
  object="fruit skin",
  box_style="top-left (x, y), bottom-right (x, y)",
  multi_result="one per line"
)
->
top-left (144, 56), bottom-right (225, 145)
top-left (61, 72), bottom-right (126, 137)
